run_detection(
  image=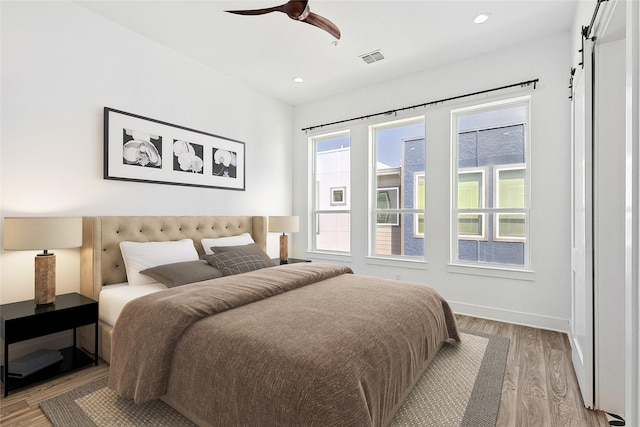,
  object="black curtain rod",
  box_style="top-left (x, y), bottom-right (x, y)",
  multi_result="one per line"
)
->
top-left (301, 78), bottom-right (539, 132)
